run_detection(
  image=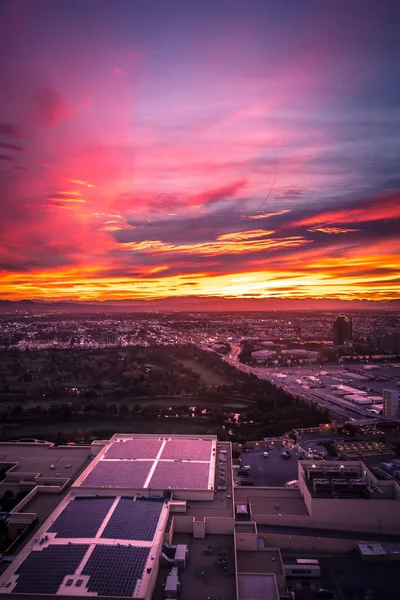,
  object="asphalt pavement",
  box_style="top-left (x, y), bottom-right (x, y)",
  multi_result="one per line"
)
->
top-left (238, 448), bottom-right (299, 487)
